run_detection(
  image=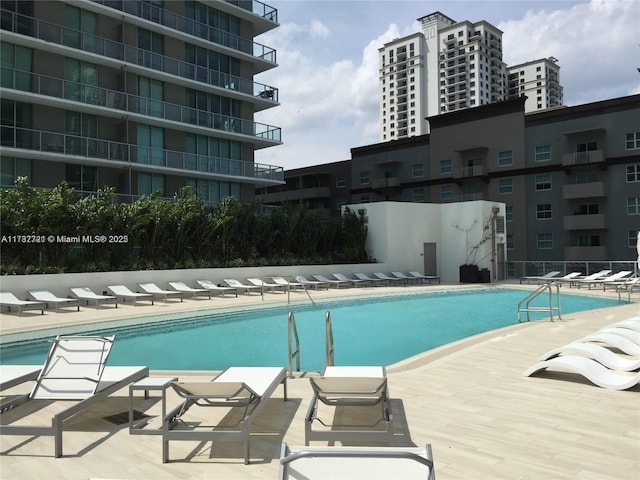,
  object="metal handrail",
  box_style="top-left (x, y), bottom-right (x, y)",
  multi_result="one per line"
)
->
top-left (517, 283), bottom-right (562, 323)
top-left (325, 311), bottom-right (334, 367)
top-left (287, 311), bottom-right (300, 378)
